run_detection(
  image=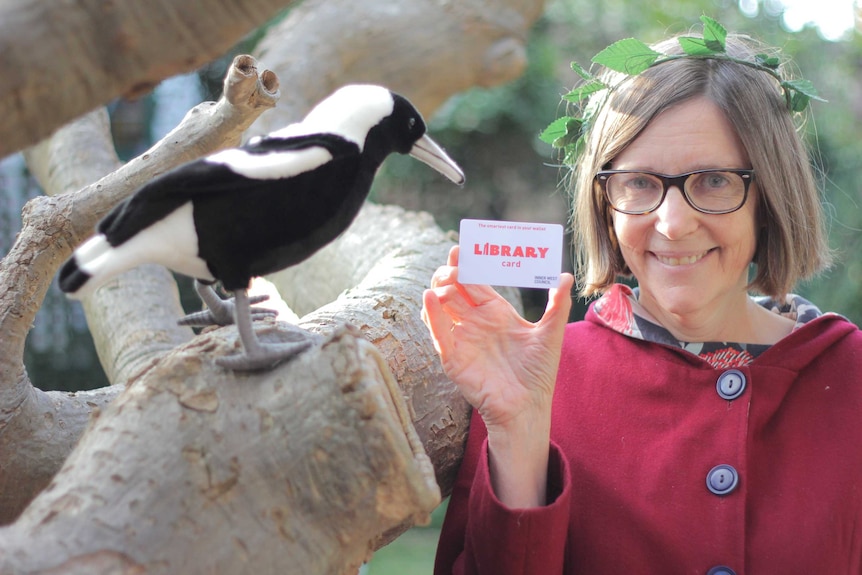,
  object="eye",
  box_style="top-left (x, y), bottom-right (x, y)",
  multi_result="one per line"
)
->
top-left (691, 172), bottom-right (732, 191)
top-left (620, 173), bottom-right (660, 192)
top-left (408, 117), bottom-right (417, 130)
top-left (705, 174), bottom-right (730, 188)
